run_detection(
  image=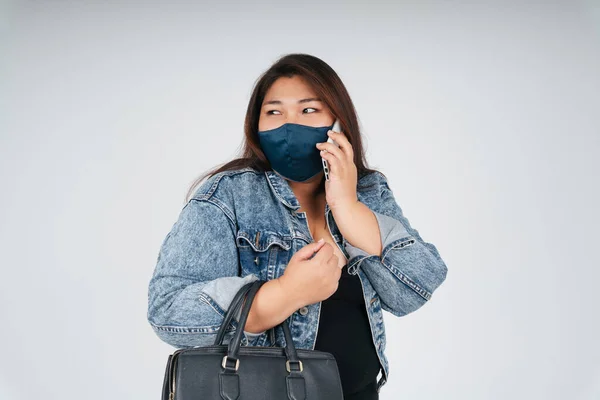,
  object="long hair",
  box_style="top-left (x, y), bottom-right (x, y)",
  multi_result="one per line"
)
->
top-left (185, 53), bottom-right (382, 202)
